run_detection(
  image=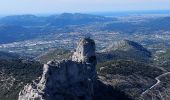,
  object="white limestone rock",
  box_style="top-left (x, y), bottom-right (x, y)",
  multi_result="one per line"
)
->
top-left (72, 38), bottom-right (96, 64)
top-left (18, 38), bottom-right (97, 100)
